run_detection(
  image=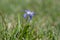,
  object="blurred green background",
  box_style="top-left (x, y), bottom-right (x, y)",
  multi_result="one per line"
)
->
top-left (0, 0), bottom-right (60, 40)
